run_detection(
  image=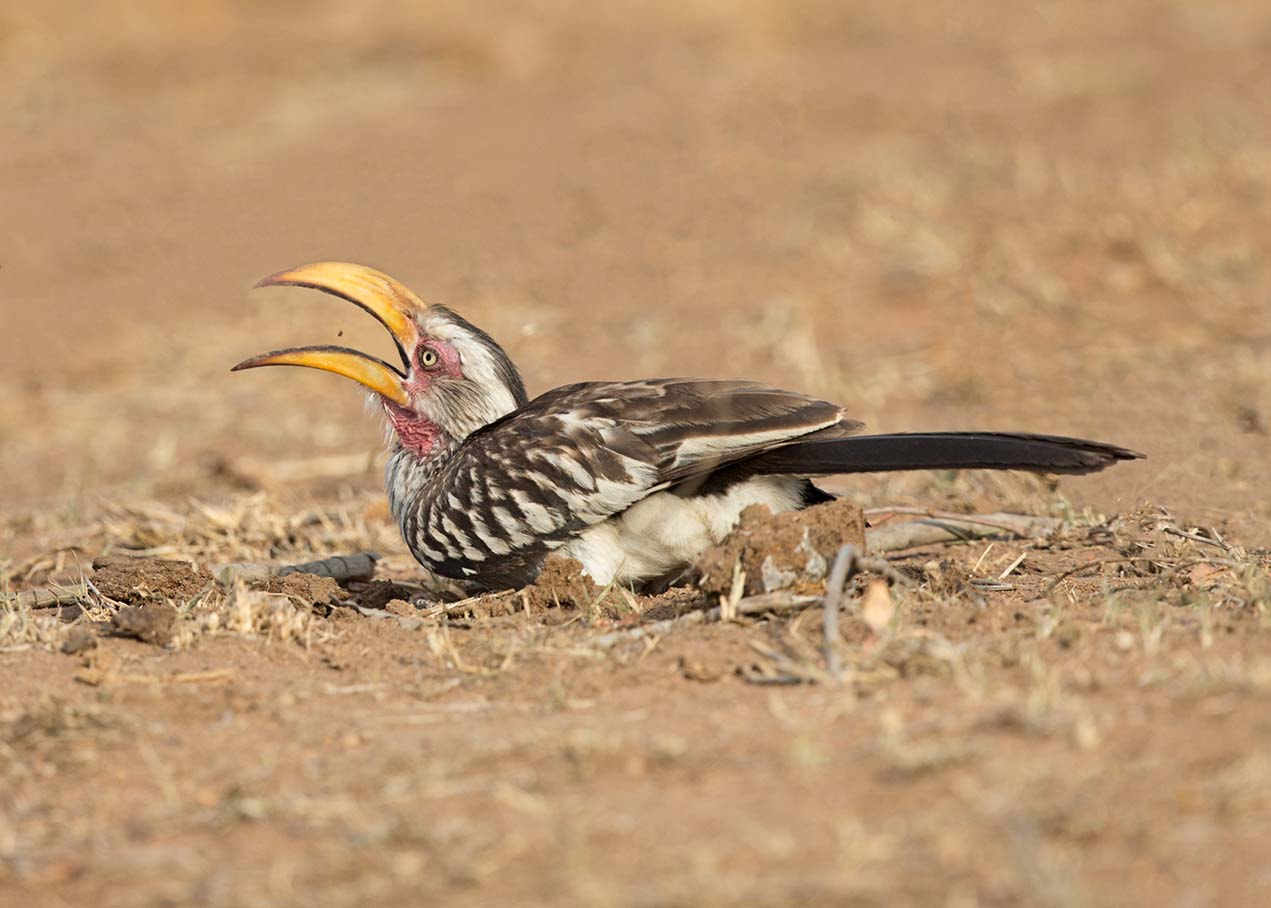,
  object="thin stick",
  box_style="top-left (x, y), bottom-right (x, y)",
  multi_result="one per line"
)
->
top-left (416, 589), bottom-right (518, 619)
top-left (822, 546), bottom-right (855, 682)
top-left (10, 588), bottom-right (86, 610)
top-left (1161, 526), bottom-right (1231, 551)
top-left (864, 508), bottom-right (1061, 536)
top-left (867, 512), bottom-right (1062, 553)
top-left (998, 552), bottom-right (1027, 580)
top-left (1040, 556), bottom-right (1165, 595)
